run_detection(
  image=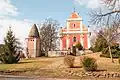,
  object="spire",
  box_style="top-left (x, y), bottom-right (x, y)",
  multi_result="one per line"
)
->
top-left (73, 7), bottom-right (76, 12)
